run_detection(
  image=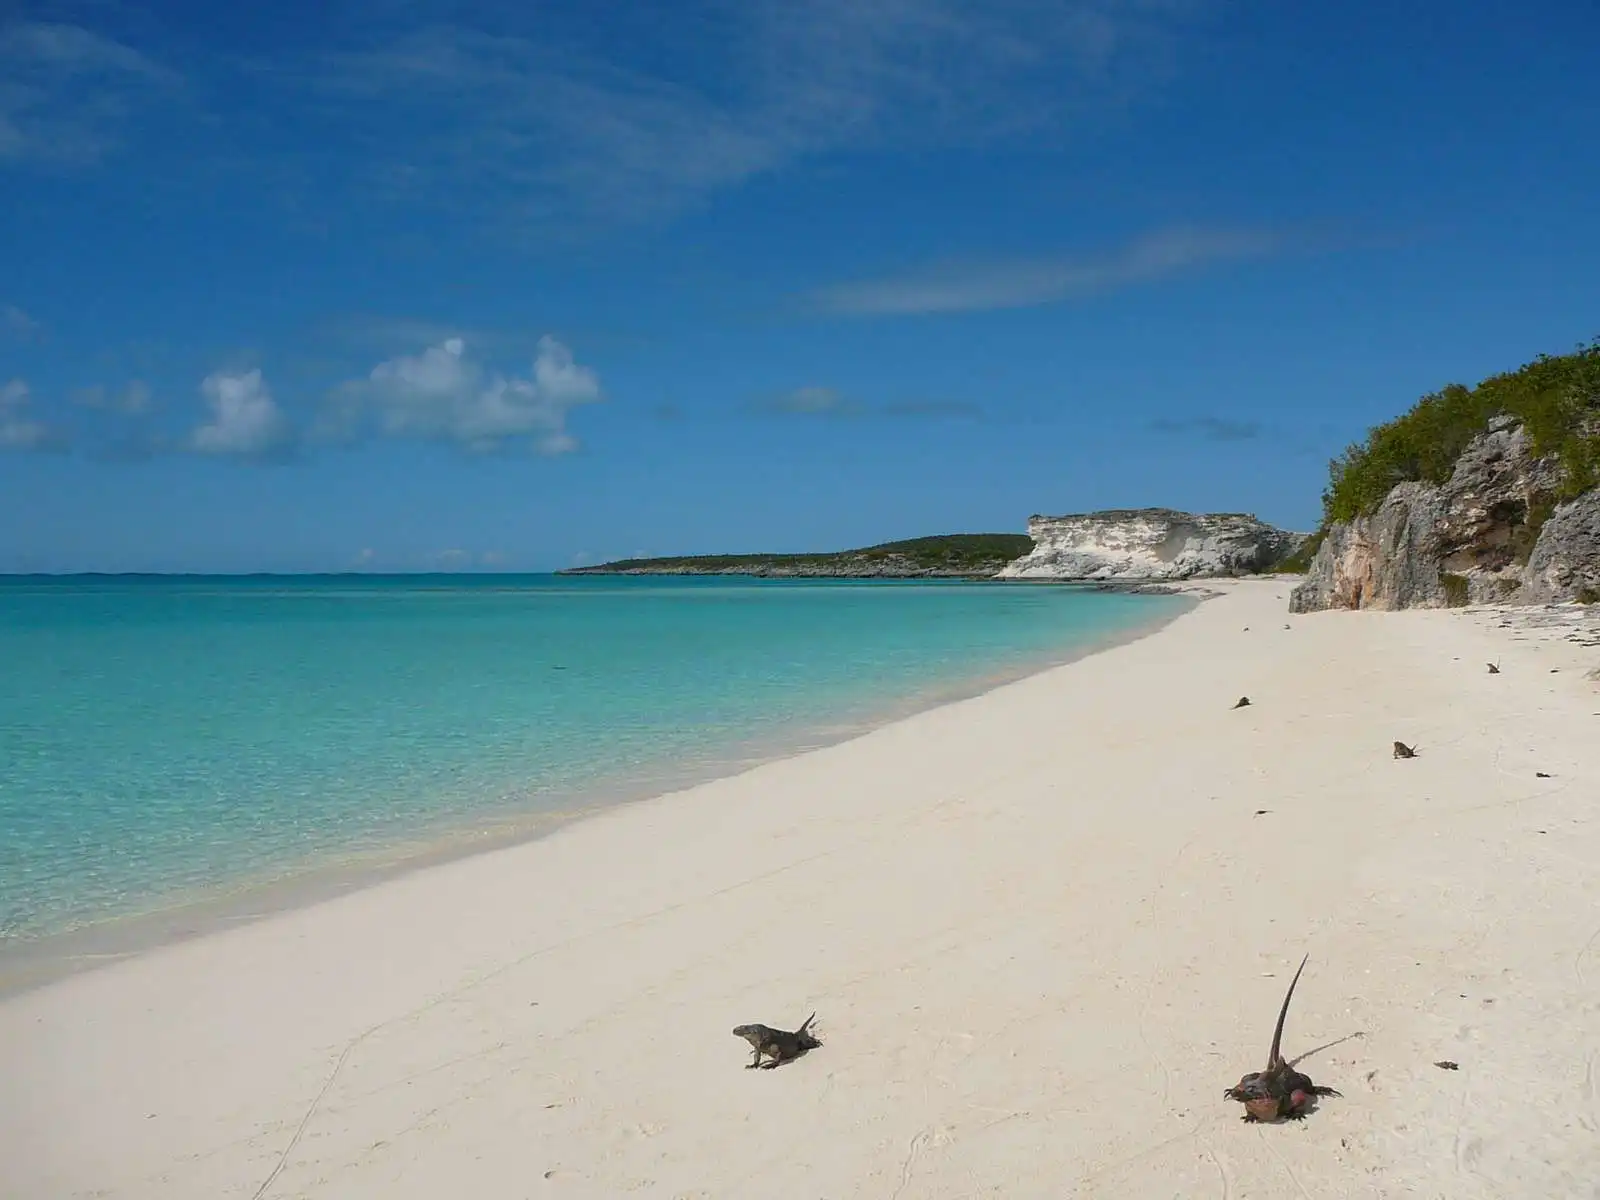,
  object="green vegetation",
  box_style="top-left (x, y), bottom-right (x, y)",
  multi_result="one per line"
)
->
top-left (1440, 572), bottom-right (1471, 607)
top-left (1270, 529), bottom-right (1324, 574)
top-left (1316, 339), bottom-right (1600, 531)
top-left (562, 533), bottom-right (1035, 576)
top-left (1508, 496), bottom-right (1556, 565)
